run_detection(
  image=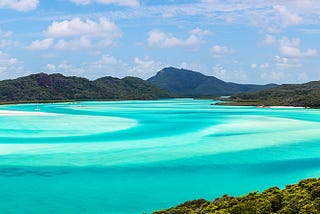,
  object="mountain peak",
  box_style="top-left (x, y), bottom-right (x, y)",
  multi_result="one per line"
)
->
top-left (148, 67), bottom-right (277, 96)
top-left (157, 67), bottom-right (206, 77)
